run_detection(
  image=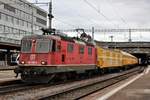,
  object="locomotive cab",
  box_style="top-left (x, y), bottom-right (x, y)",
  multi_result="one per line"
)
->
top-left (20, 36), bottom-right (59, 66)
